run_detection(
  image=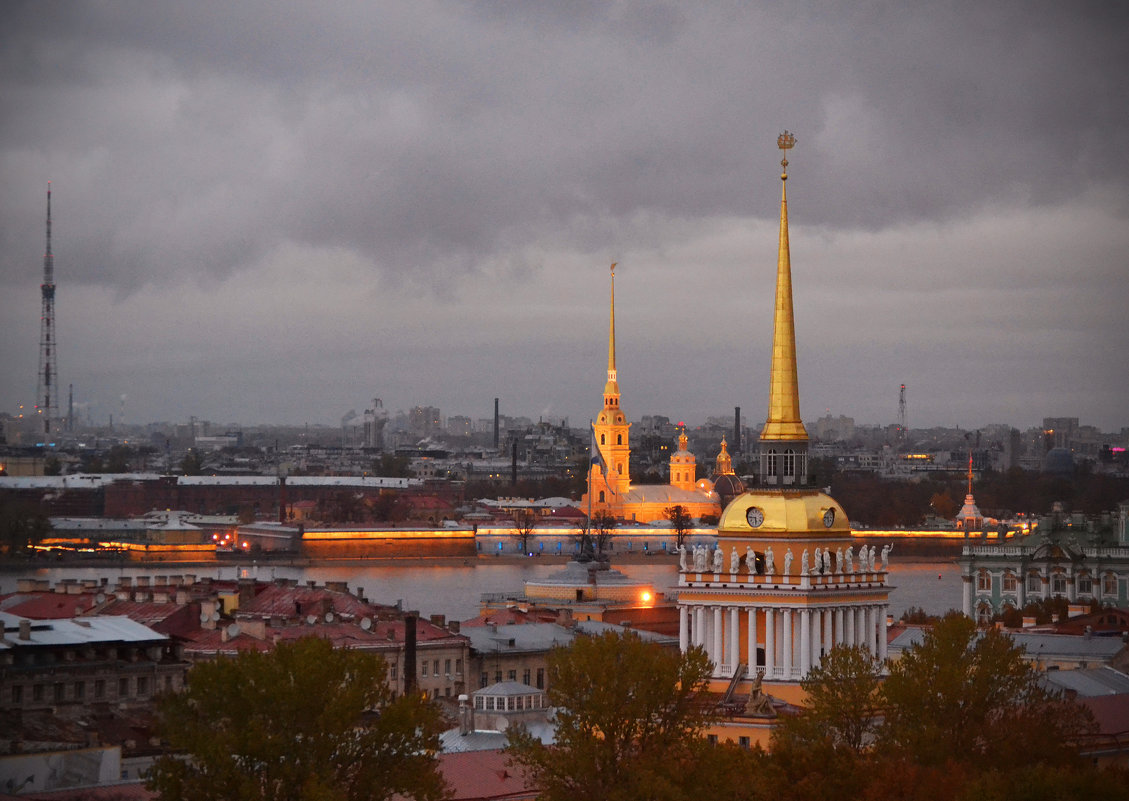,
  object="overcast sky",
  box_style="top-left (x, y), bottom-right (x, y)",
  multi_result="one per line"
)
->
top-left (2, 1), bottom-right (1127, 435)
